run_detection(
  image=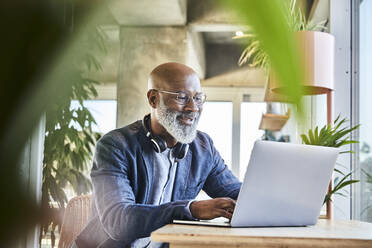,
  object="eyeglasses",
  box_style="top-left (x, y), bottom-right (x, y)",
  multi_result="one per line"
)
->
top-left (153, 89), bottom-right (207, 106)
